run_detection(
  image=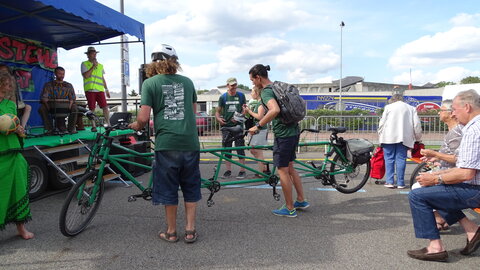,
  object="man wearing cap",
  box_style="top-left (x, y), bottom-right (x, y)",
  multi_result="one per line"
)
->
top-left (128, 44), bottom-right (201, 244)
top-left (81, 46), bottom-right (110, 132)
top-left (215, 78), bottom-right (247, 179)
